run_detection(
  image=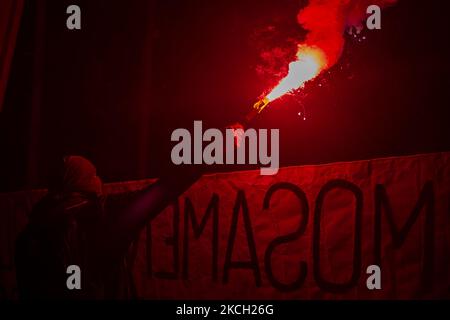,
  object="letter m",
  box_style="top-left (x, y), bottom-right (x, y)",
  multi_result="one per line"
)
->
top-left (374, 181), bottom-right (434, 291)
top-left (182, 194), bottom-right (219, 281)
